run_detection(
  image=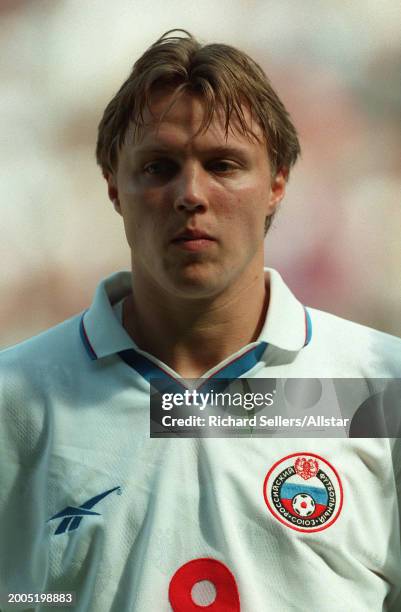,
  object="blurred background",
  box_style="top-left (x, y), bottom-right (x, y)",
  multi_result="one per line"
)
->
top-left (1, 0), bottom-right (400, 348)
